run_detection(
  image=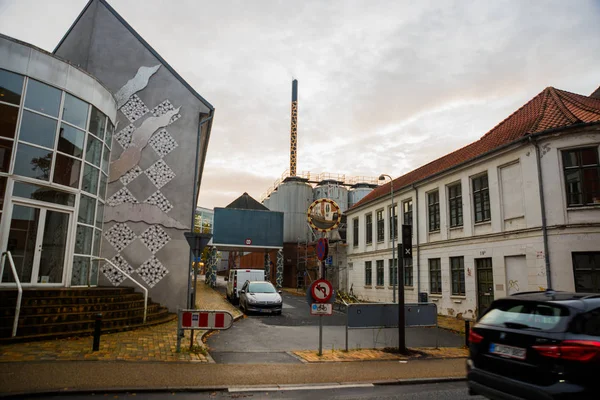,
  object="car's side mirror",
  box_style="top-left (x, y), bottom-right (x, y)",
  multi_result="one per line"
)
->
top-left (240, 290), bottom-right (246, 294)
top-left (224, 277), bottom-right (229, 281)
